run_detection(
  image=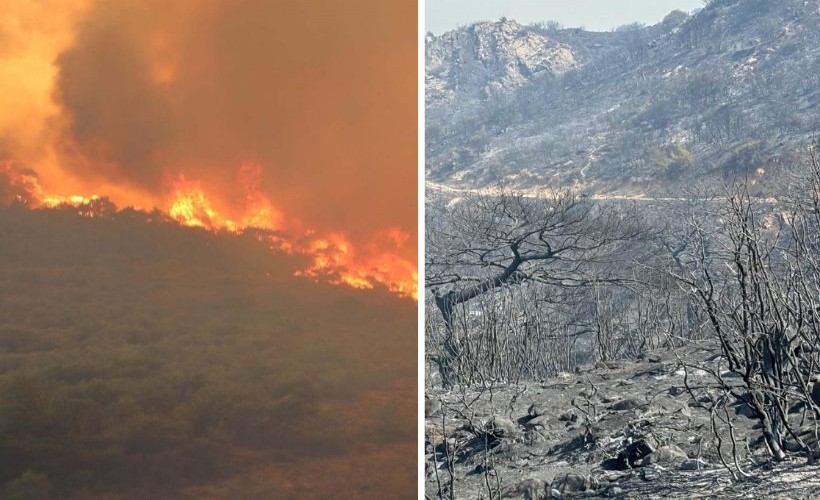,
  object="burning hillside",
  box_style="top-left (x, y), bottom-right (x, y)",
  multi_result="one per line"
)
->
top-left (1, 158), bottom-right (417, 299)
top-left (0, 0), bottom-right (417, 299)
top-left (0, 0), bottom-right (416, 496)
